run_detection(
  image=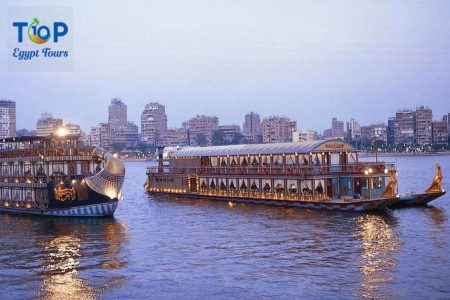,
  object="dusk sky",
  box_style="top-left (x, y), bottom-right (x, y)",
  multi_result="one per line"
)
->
top-left (1, 0), bottom-right (450, 133)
